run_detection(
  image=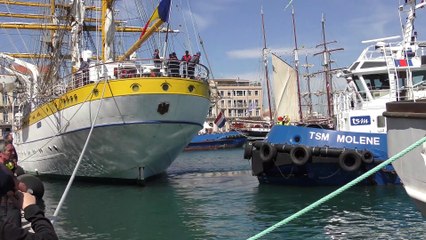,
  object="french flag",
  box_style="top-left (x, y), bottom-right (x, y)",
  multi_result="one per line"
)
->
top-left (394, 59), bottom-right (413, 67)
top-left (214, 111), bottom-right (226, 128)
